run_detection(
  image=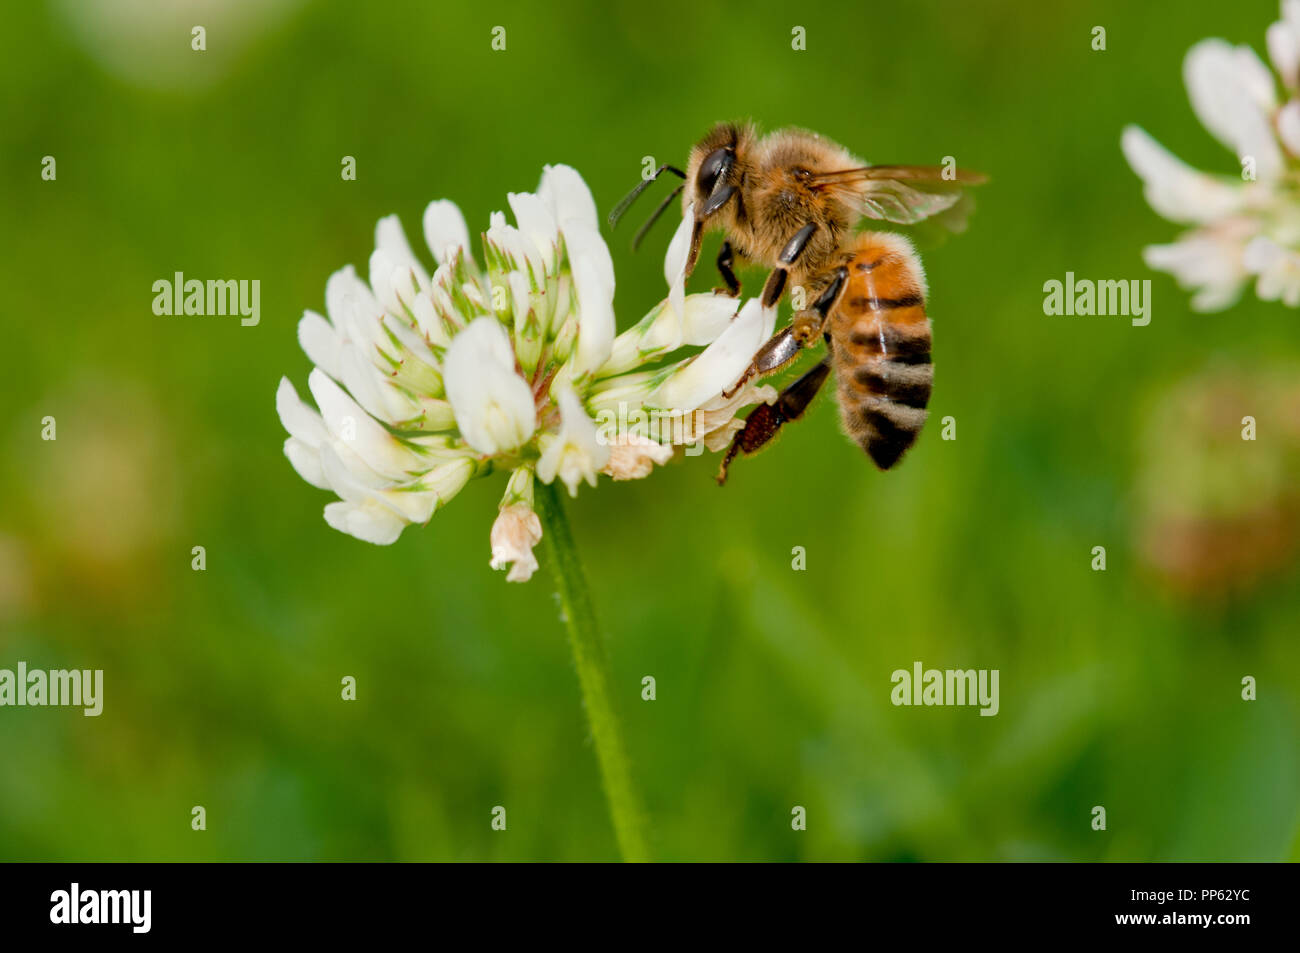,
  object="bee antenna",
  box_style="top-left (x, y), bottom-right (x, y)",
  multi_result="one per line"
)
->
top-left (632, 183), bottom-right (686, 251)
top-left (608, 164), bottom-right (686, 230)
